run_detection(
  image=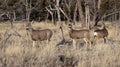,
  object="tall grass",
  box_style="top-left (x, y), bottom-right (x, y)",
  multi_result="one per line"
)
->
top-left (0, 21), bottom-right (120, 67)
